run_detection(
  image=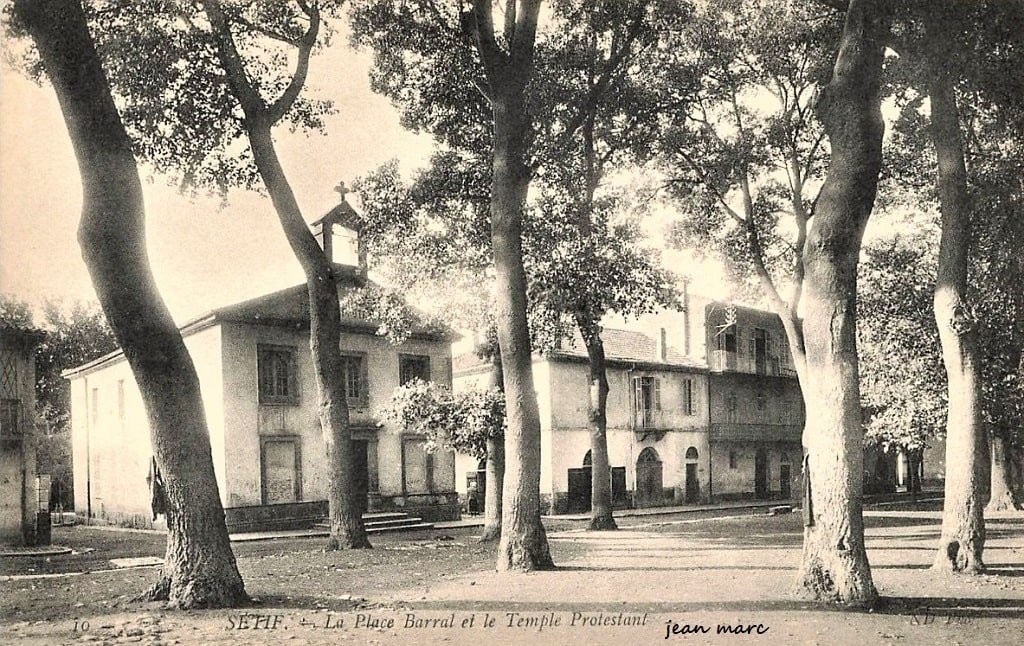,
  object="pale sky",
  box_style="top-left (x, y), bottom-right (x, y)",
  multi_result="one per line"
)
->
top-left (0, 30), bottom-right (434, 323)
top-left (0, 21), bottom-right (733, 328)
